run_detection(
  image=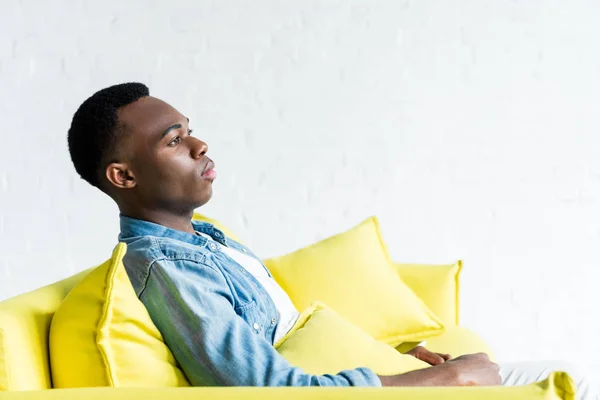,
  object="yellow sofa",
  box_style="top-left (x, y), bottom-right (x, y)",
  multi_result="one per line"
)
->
top-left (0, 219), bottom-right (575, 399)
